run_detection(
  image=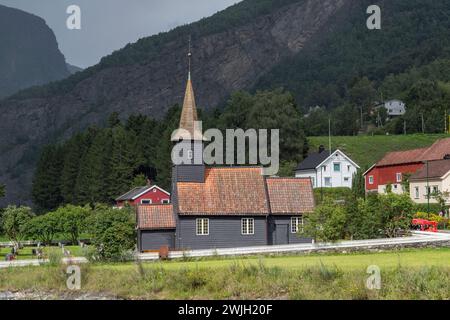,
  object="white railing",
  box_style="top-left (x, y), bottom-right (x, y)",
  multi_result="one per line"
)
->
top-left (138, 231), bottom-right (450, 261)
